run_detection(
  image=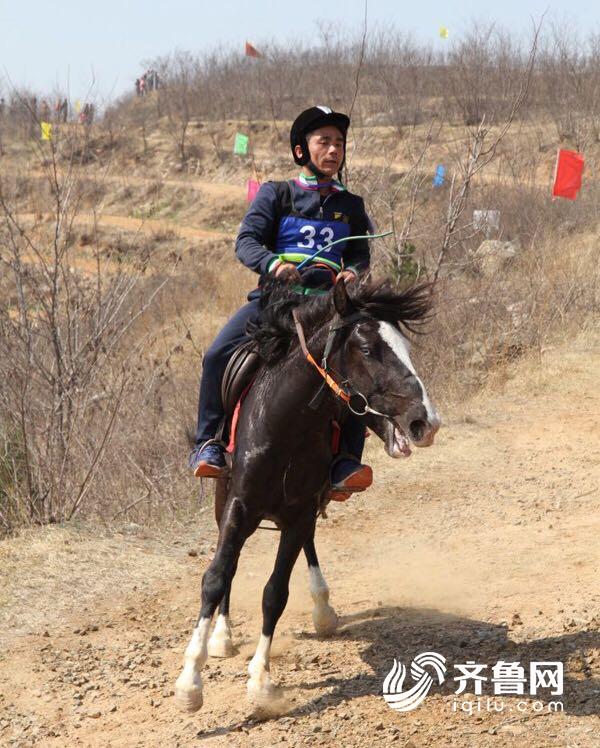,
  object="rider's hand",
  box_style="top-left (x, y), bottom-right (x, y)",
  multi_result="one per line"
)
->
top-left (274, 262), bottom-right (302, 284)
top-left (336, 270), bottom-right (358, 284)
